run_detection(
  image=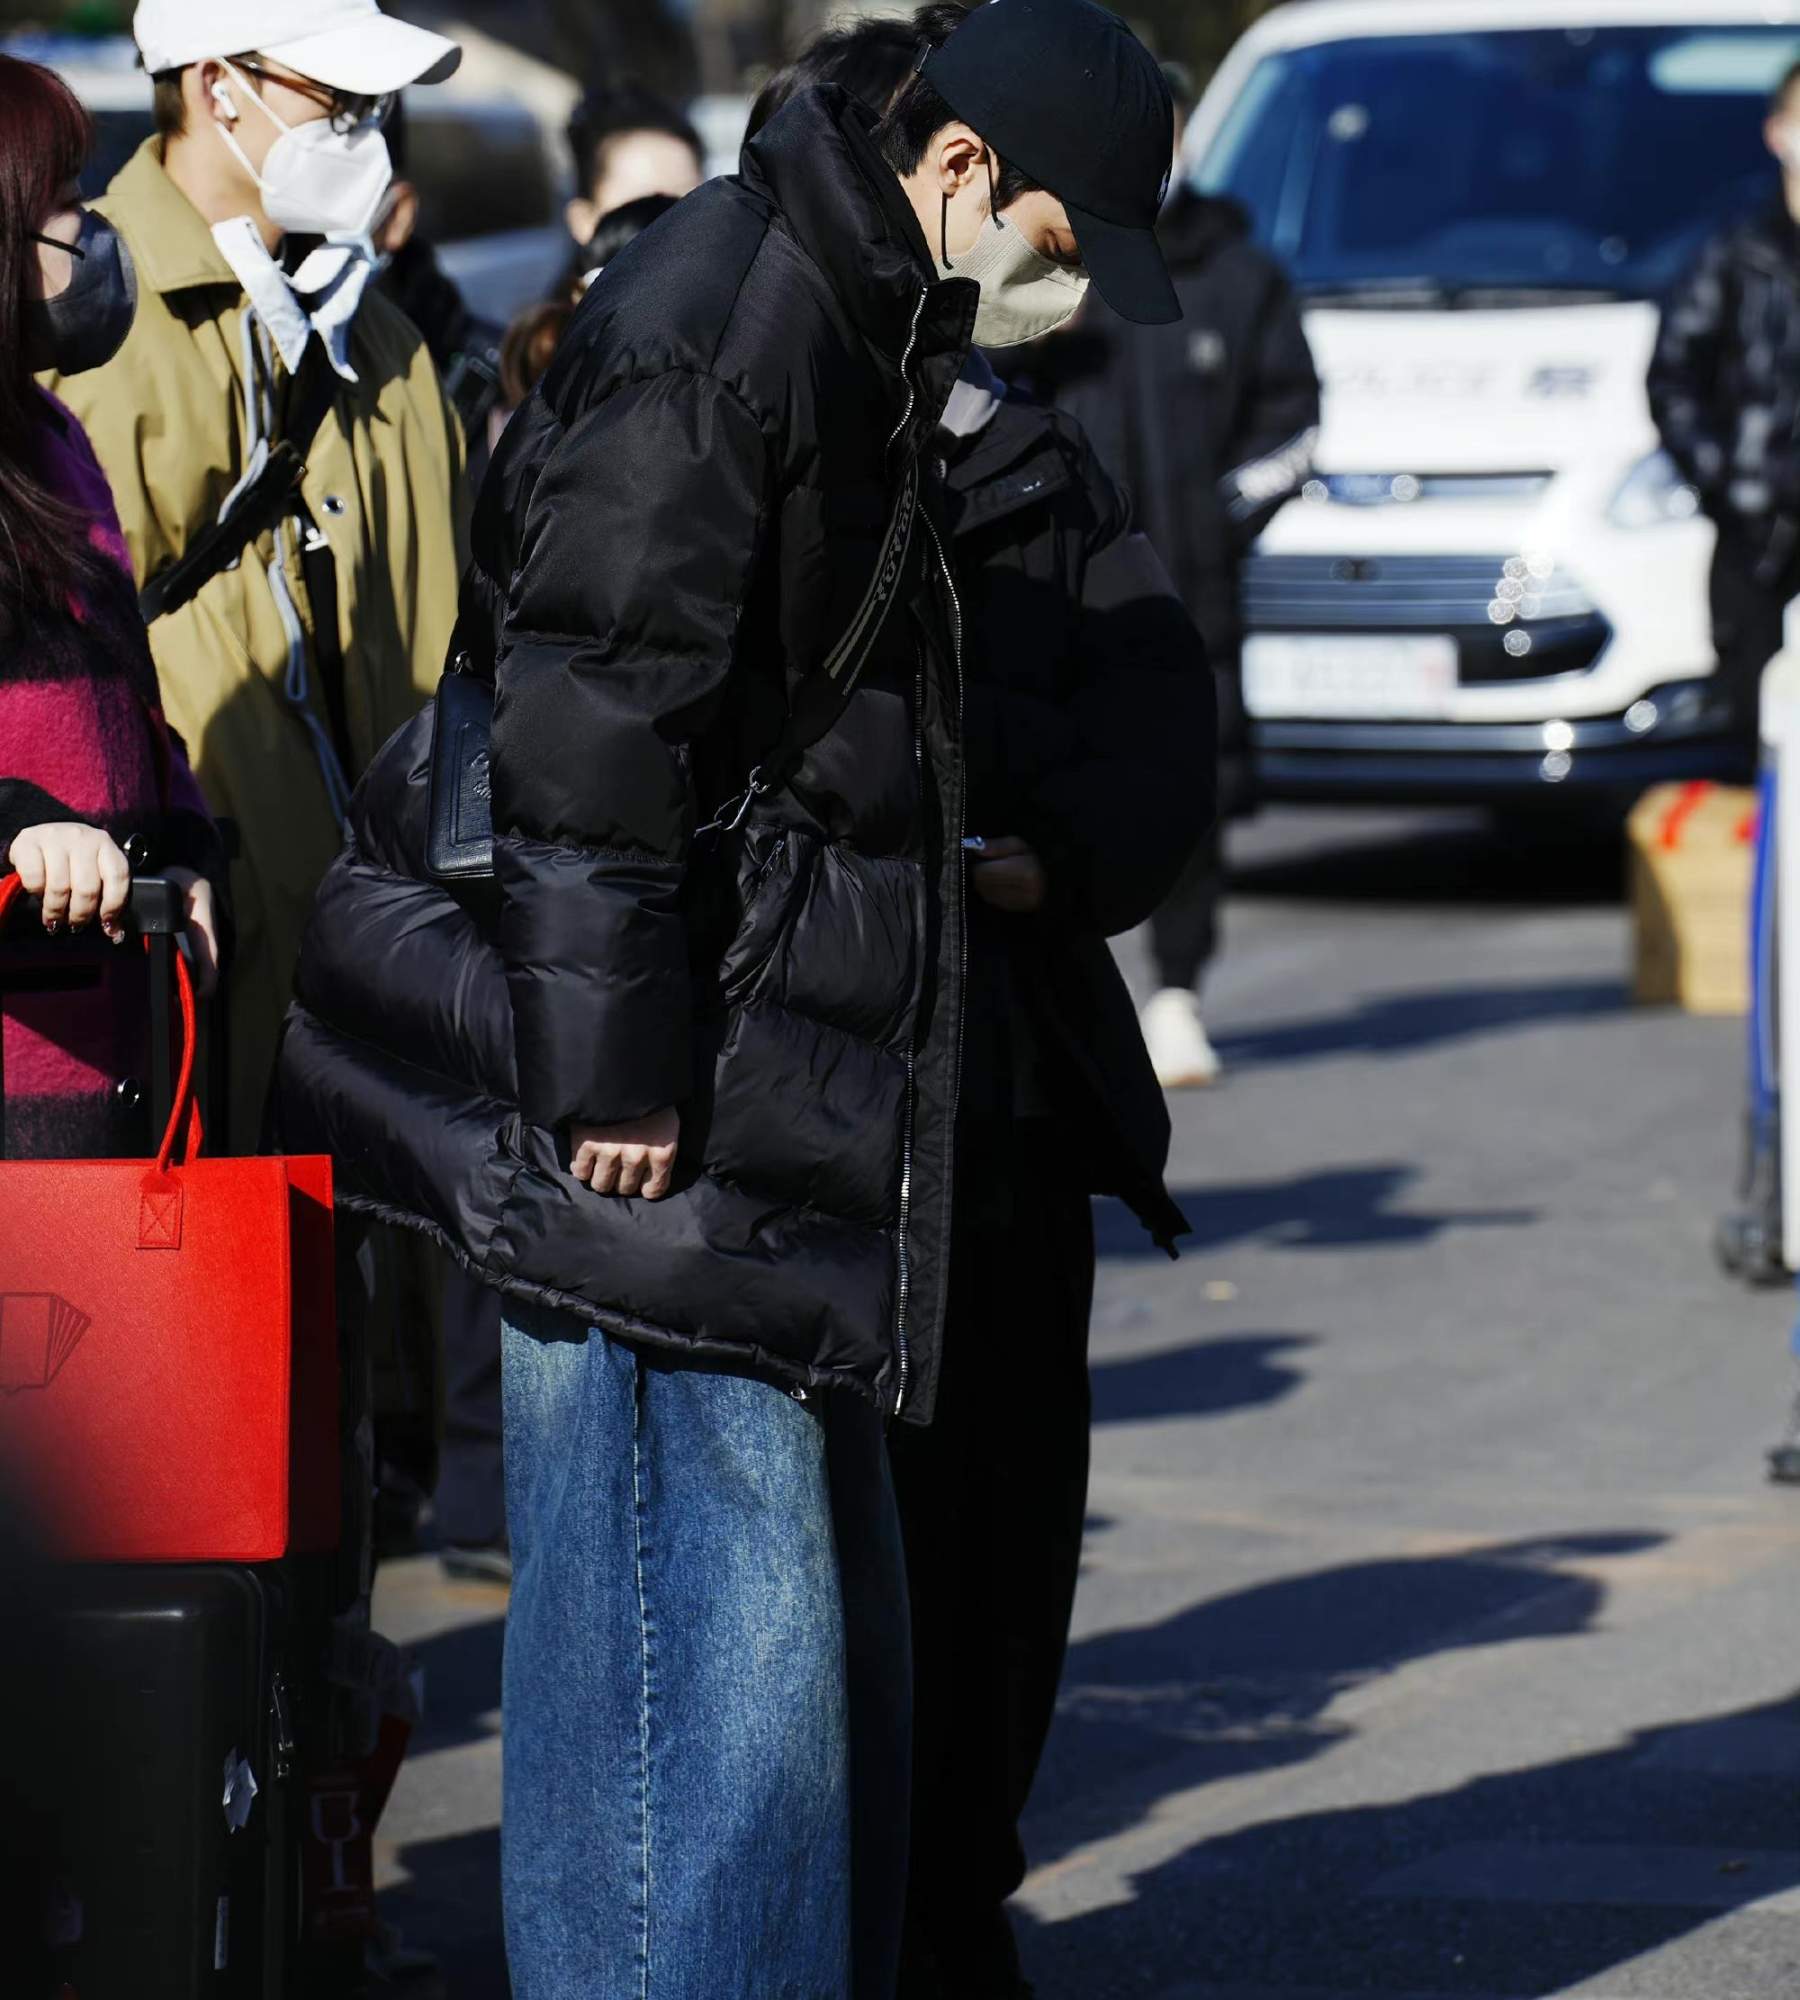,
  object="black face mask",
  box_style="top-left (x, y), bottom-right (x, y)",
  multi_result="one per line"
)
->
top-left (23, 210), bottom-right (138, 376)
